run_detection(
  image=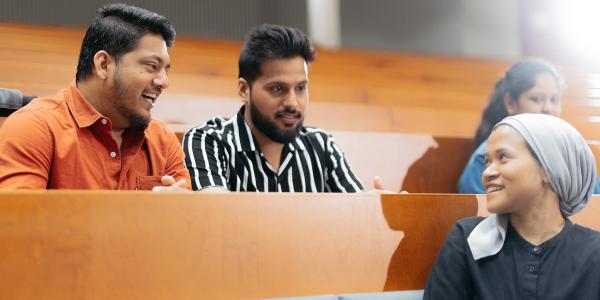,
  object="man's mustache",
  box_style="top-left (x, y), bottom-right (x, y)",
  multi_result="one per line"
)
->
top-left (275, 109), bottom-right (302, 119)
